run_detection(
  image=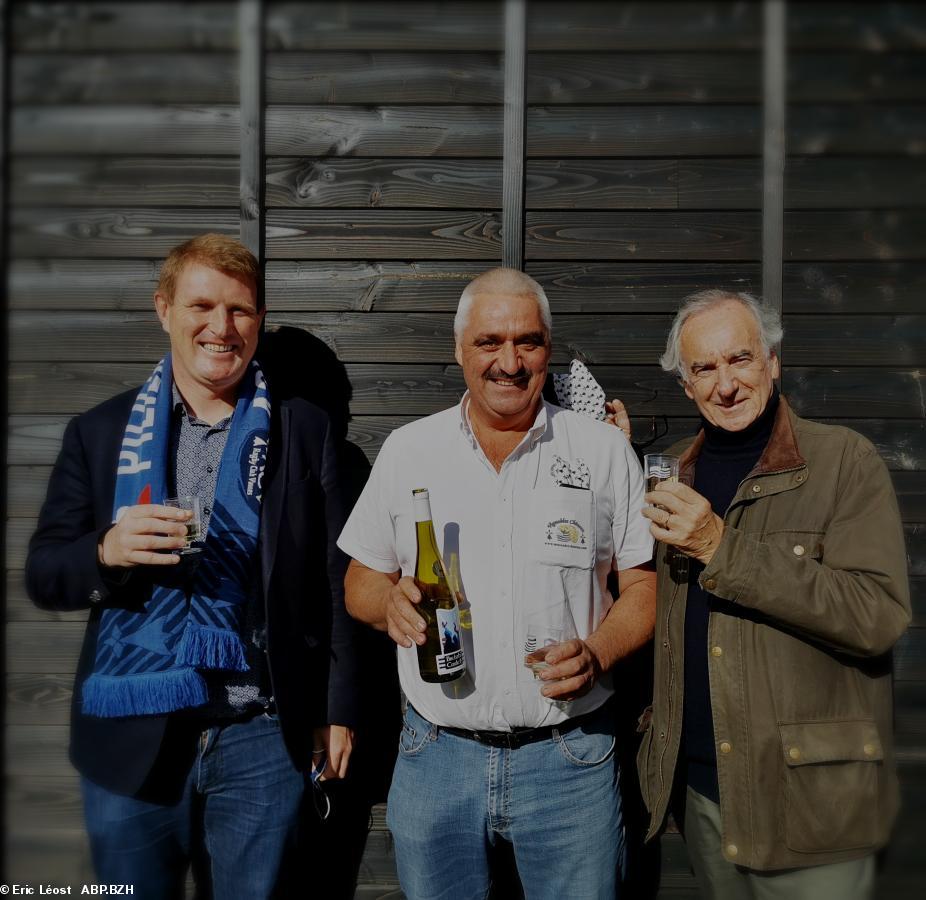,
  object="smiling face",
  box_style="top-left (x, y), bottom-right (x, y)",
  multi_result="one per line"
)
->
top-left (454, 290), bottom-right (551, 431)
top-left (154, 261), bottom-right (264, 406)
top-left (680, 299), bottom-right (779, 432)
